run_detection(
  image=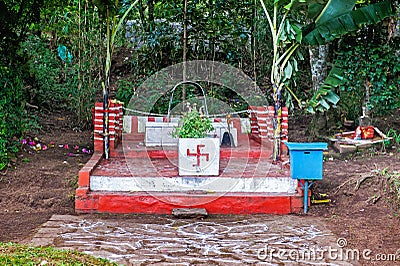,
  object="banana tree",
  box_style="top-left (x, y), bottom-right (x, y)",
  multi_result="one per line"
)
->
top-left (259, 0), bottom-right (394, 162)
top-left (91, 0), bottom-right (138, 159)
